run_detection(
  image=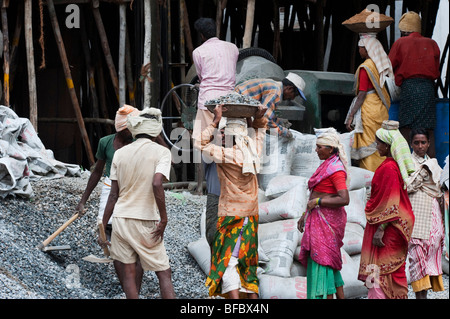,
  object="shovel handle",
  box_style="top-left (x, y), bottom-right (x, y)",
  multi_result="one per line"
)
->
top-left (40, 213), bottom-right (79, 248)
top-left (98, 223), bottom-right (110, 257)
